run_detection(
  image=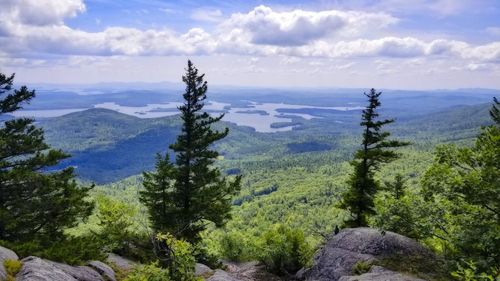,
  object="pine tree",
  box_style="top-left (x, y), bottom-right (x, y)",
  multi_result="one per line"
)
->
top-left (141, 61), bottom-right (241, 243)
top-left (0, 72), bottom-right (94, 243)
top-left (140, 154), bottom-right (176, 233)
top-left (340, 88), bottom-right (409, 227)
top-left (490, 97), bottom-right (500, 124)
